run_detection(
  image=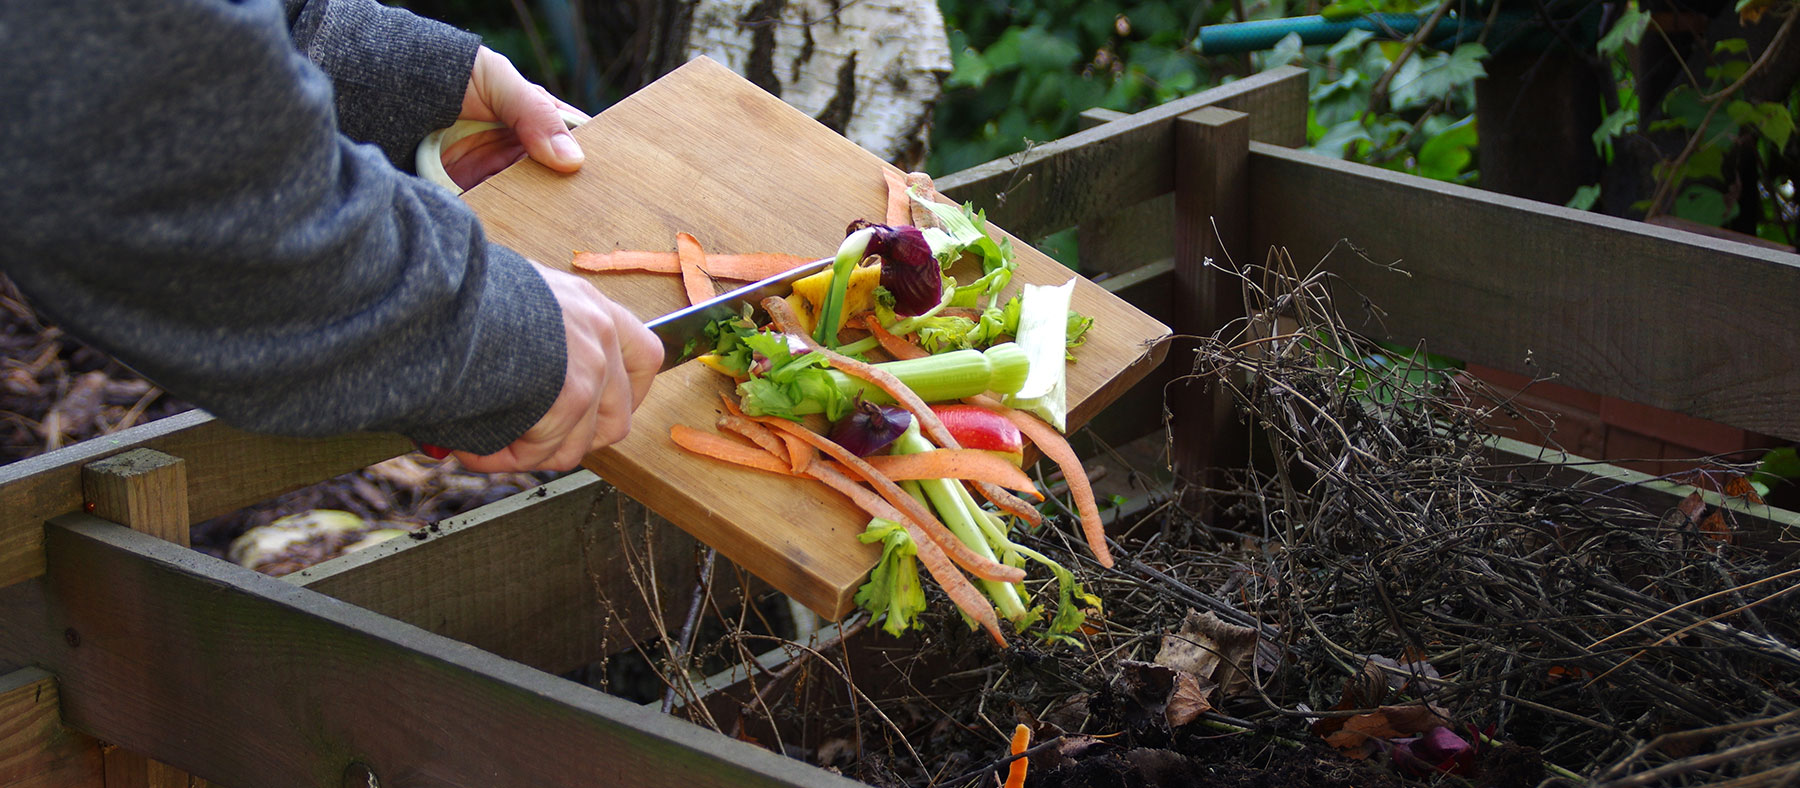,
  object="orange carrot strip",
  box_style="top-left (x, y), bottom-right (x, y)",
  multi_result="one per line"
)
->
top-left (883, 168), bottom-right (909, 226)
top-left (675, 232), bottom-right (713, 306)
top-left (865, 450), bottom-right (1037, 494)
top-left (716, 393), bottom-right (810, 489)
top-left (702, 253), bottom-right (817, 281)
top-left (864, 314), bottom-right (929, 361)
top-left (572, 249), bottom-right (681, 274)
top-left (803, 461), bottom-right (1005, 646)
top-left (670, 425), bottom-right (795, 477)
top-left (1004, 723), bottom-right (1031, 788)
top-left (767, 297), bottom-right (1043, 527)
top-left (749, 414), bottom-right (1024, 584)
top-left (573, 250), bottom-right (815, 281)
top-left (779, 431), bottom-right (815, 474)
top-left (968, 395), bottom-right (1114, 568)
top-left (717, 415), bottom-right (790, 463)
